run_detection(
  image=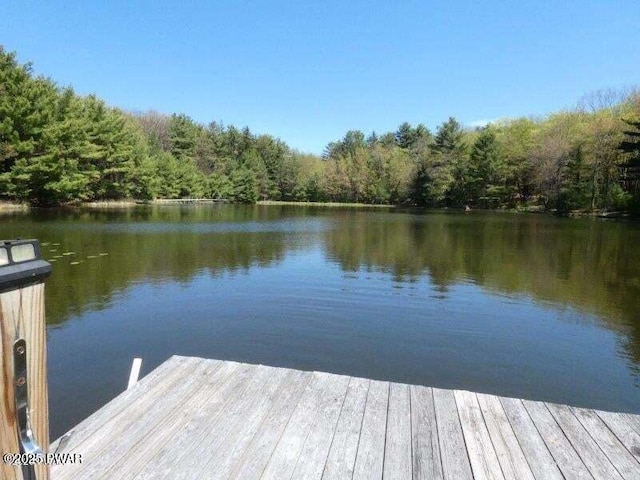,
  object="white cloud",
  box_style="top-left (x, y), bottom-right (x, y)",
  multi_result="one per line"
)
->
top-left (466, 118), bottom-right (499, 128)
